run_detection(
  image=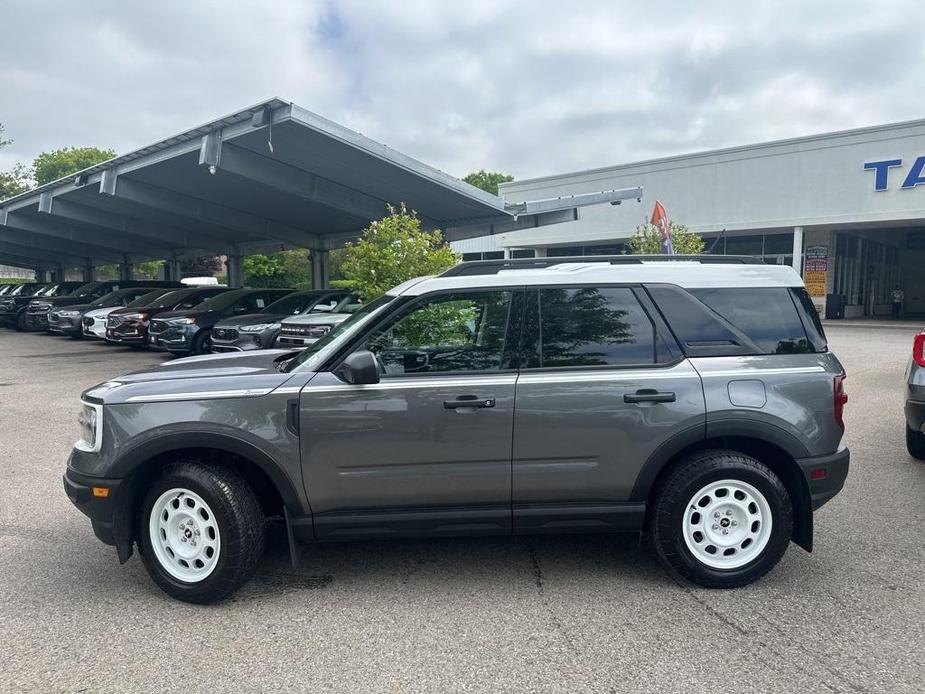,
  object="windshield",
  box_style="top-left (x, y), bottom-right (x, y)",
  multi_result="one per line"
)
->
top-left (12, 284), bottom-right (42, 296)
top-left (190, 289), bottom-right (252, 312)
top-left (283, 295), bottom-right (395, 373)
top-left (35, 285), bottom-right (57, 296)
top-left (265, 292), bottom-right (329, 316)
top-left (68, 282), bottom-right (97, 297)
top-left (90, 290), bottom-right (124, 308)
top-left (126, 289), bottom-right (173, 309)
